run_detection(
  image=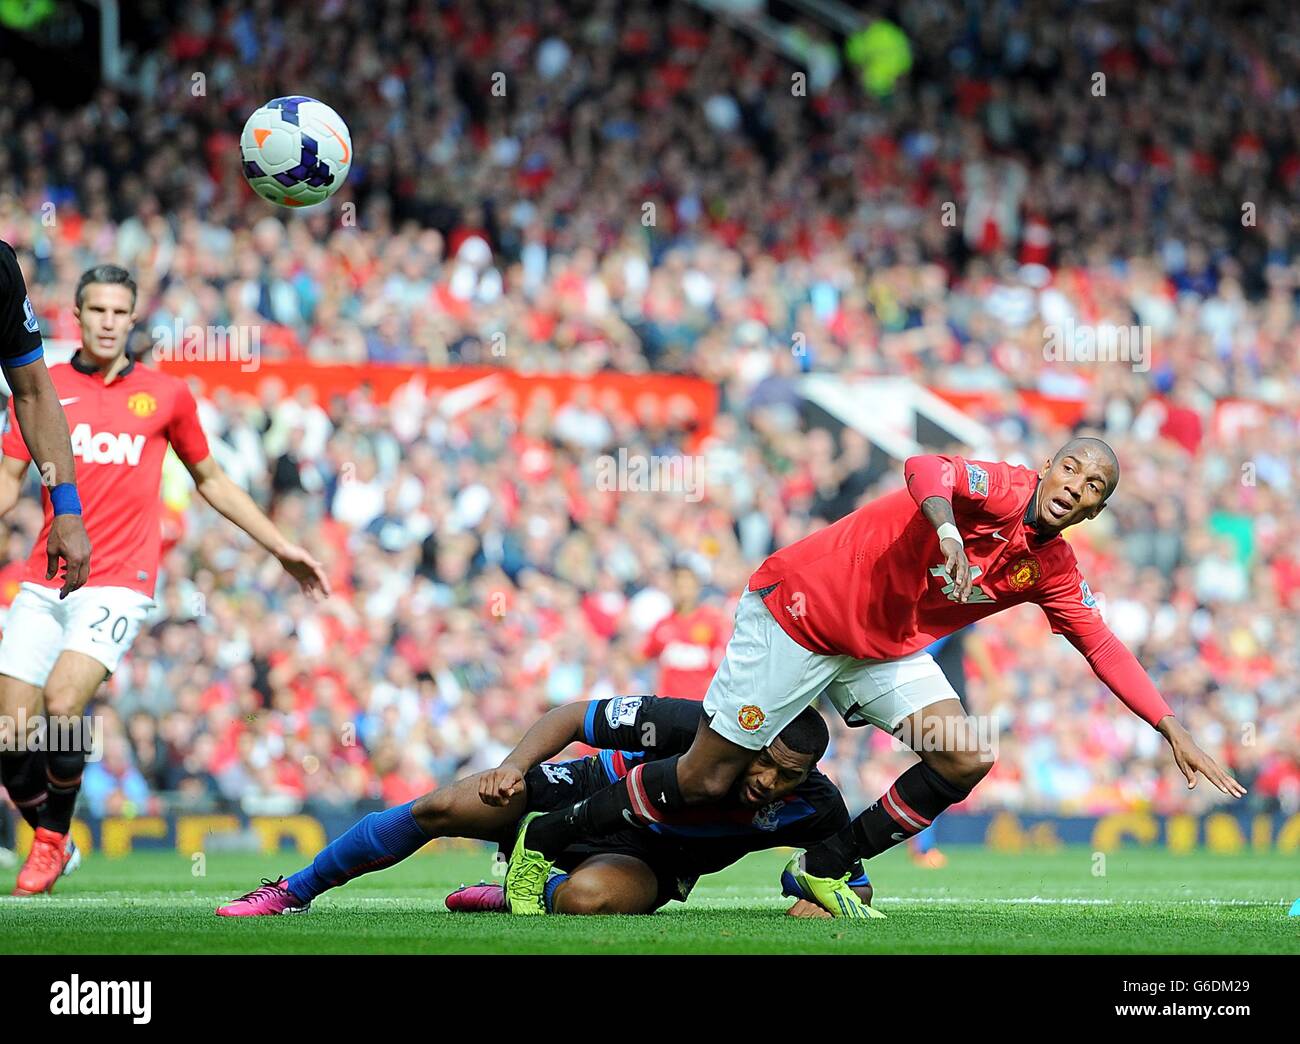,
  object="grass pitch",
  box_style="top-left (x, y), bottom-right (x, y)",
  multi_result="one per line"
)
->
top-left (0, 843), bottom-right (1295, 955)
